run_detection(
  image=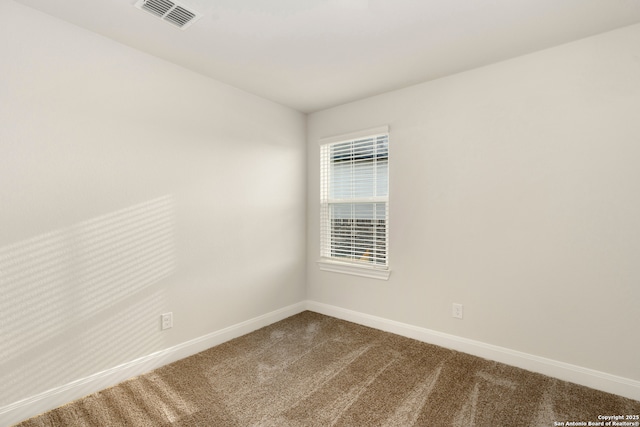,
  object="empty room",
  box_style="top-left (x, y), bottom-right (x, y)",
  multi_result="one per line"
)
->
top-left (1, 0), bottom-right (639, 425)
